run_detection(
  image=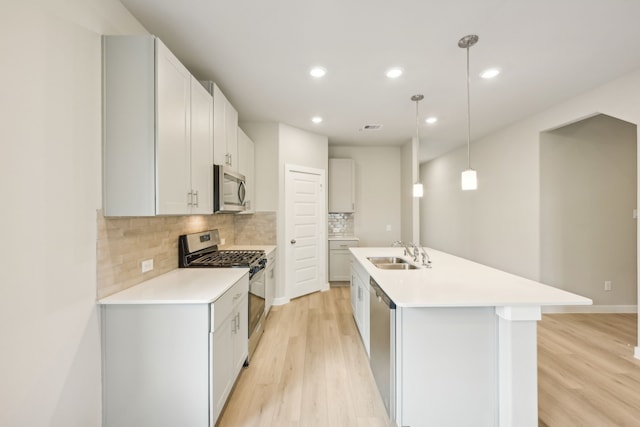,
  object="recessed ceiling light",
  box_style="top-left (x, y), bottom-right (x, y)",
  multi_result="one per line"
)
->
top-left (309, 67), bottom-right (327, 78)
top-left (425, 116), bottom-right (438, 125)
top-left (386, 67), bottom-right (403, 79)
top-left (480, 68), bottom-right (500, 79)
top-left (311, 116), bottom-right (323, 124)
